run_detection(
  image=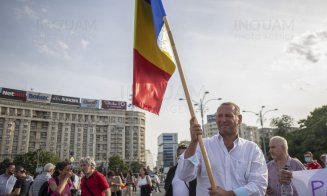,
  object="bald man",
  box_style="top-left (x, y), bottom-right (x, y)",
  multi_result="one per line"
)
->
top-left (266, 136), bottom-right (305, 196)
